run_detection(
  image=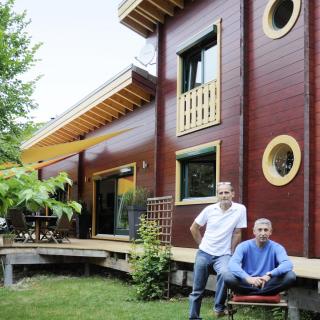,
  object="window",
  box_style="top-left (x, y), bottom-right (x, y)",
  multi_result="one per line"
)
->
top-left (176, 20), bottom-right (221, 136)
top-left (183, 37), bottom-right (217, 93)
top-left (273, 0), bottom-right (294, 29)
top-left (263, 0), bottom-right (301, 39)
top-left (262, 135), bottom-right (301, 186)
top-left (175, 141), bottom-right (220, 205)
